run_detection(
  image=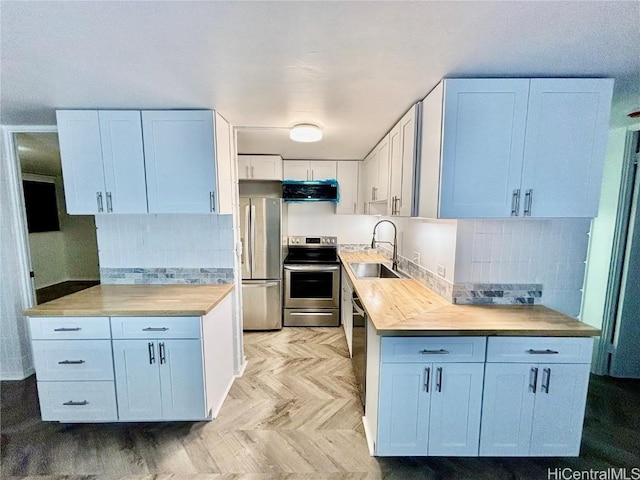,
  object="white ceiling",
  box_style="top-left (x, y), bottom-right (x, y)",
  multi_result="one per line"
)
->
top-left (1, 1), bottom-right (639, 160)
